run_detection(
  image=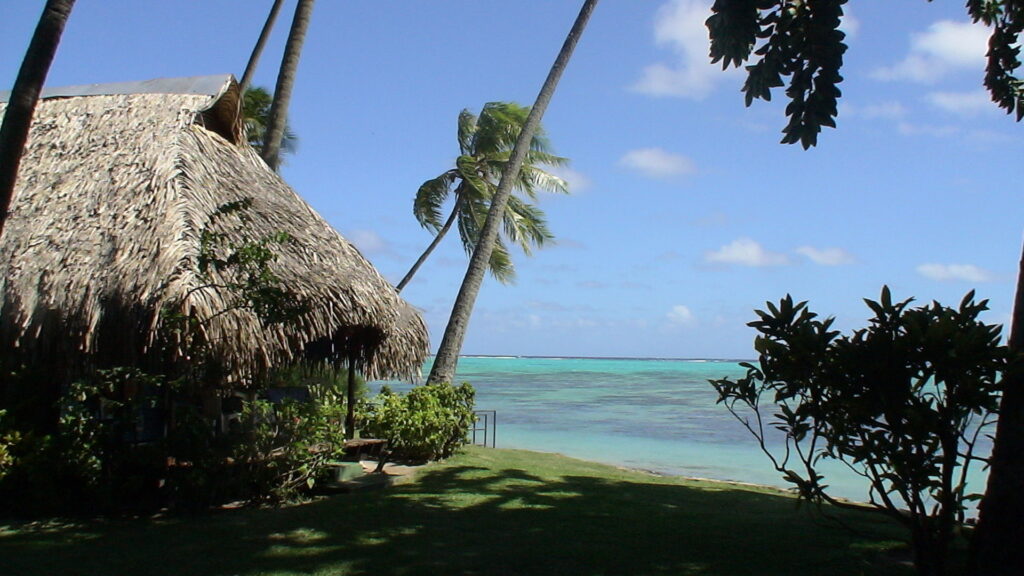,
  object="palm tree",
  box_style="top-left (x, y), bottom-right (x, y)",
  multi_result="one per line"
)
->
top-left (243, 87), bottom-right (298, 157)
top-left (262, 0), bottom-right (315, 171)
top-left (0, 0), bottom-right (75, 236)
top-left (428, 0), bottom-right (599, 385)
top-left (238, 0), bottom-right (286, 95)
top-left (396, 102), bottom-right (569, 293)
